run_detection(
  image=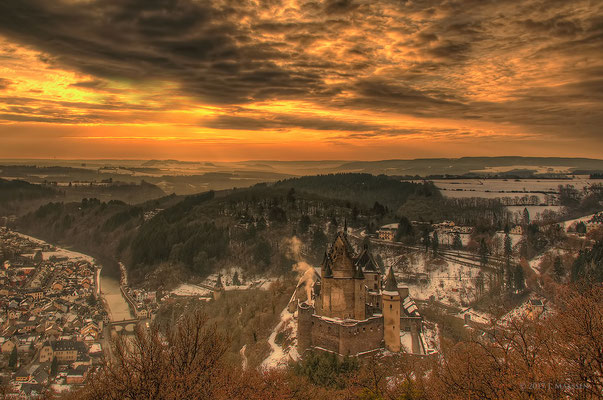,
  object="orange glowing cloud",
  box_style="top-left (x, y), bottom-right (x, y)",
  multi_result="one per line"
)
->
top-left (0, 0), bottom-right (601, 160)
